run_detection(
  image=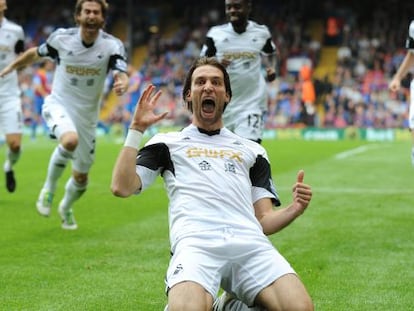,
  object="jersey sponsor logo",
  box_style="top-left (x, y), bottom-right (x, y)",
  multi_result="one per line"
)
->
top-left (0, 45), bottom-right (12, 52)
top-left (222, 51), bottom-right (255, 61)
top-left (66, 65), bottom-right (101, 76)
top-left (187, 147), bottom-right (243, 162)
